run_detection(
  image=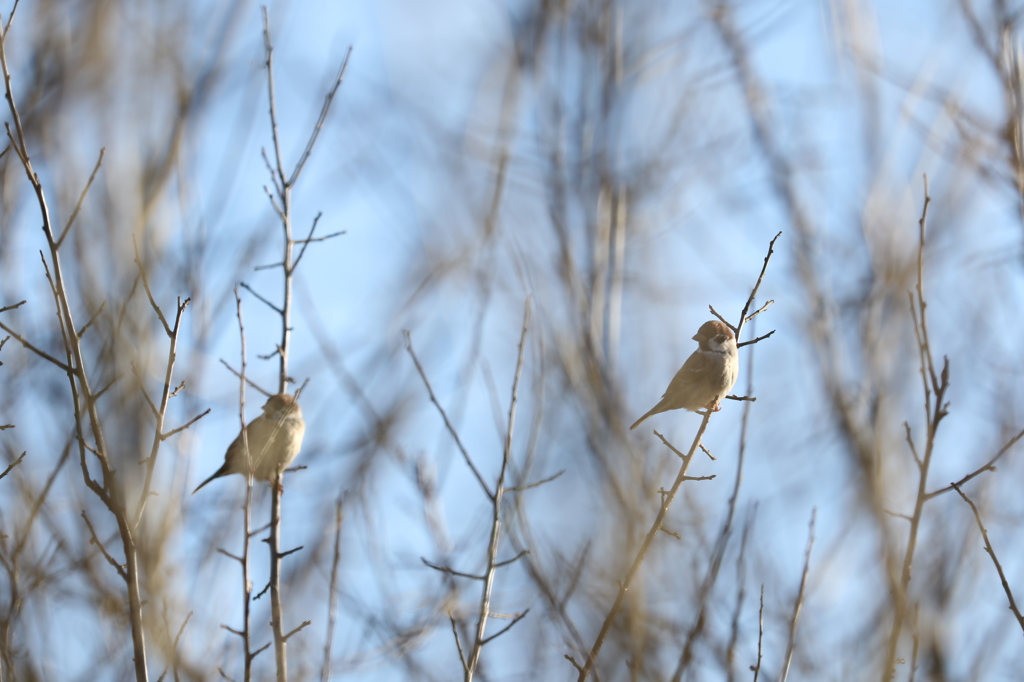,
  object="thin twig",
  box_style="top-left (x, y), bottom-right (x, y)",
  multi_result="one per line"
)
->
top-left (0, 321), bottom-right (71, 371)
top-left (240, 281), bottom-right (283, 314)
top-left (451, 615), bottom-right (469, 673)
top-left (289, 46), bottom-right (352, 185)
top-left (219, 360), bottom-right (273, 397)
top-left (405, 330), bottom-right (492, 499)
top-left (735, 231), bottom-right (782, 342)
top-left (952, 483), bottom-right (1024, 634)
top-left (507, 470), bottom-right (564, 492)
top-left (160, 408), bottom-right (211, 441)
top-left (81, 510), bottom-right (127, 582)
top-left (736, 330), bottom-right (775, 348)
top-left (0, 451), bottom-right (26, 480)
top-left (708, 304), bottom-right (736, 331)
top-left (926, 426), bottom-right (1024, 499)
top-left (480, 609), bottom-right (529, 645)
top-left (0, 299), bottom-right (25, 314)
